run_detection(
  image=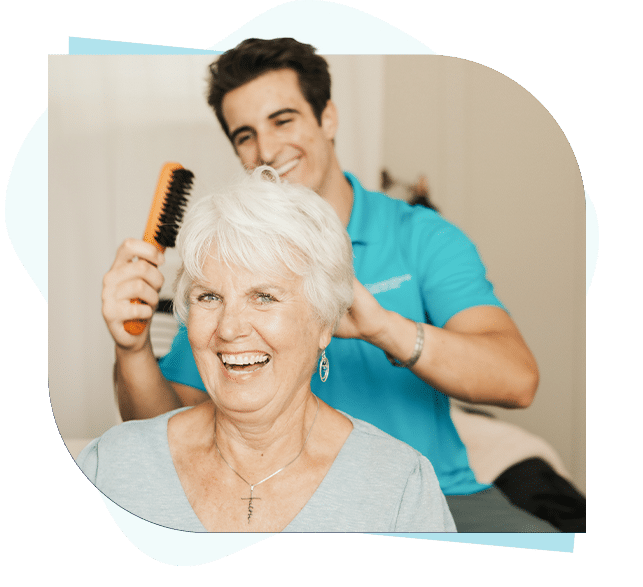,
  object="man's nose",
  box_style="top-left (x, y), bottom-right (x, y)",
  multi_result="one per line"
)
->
top-left (257, 131), bottom-right (281, 167)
